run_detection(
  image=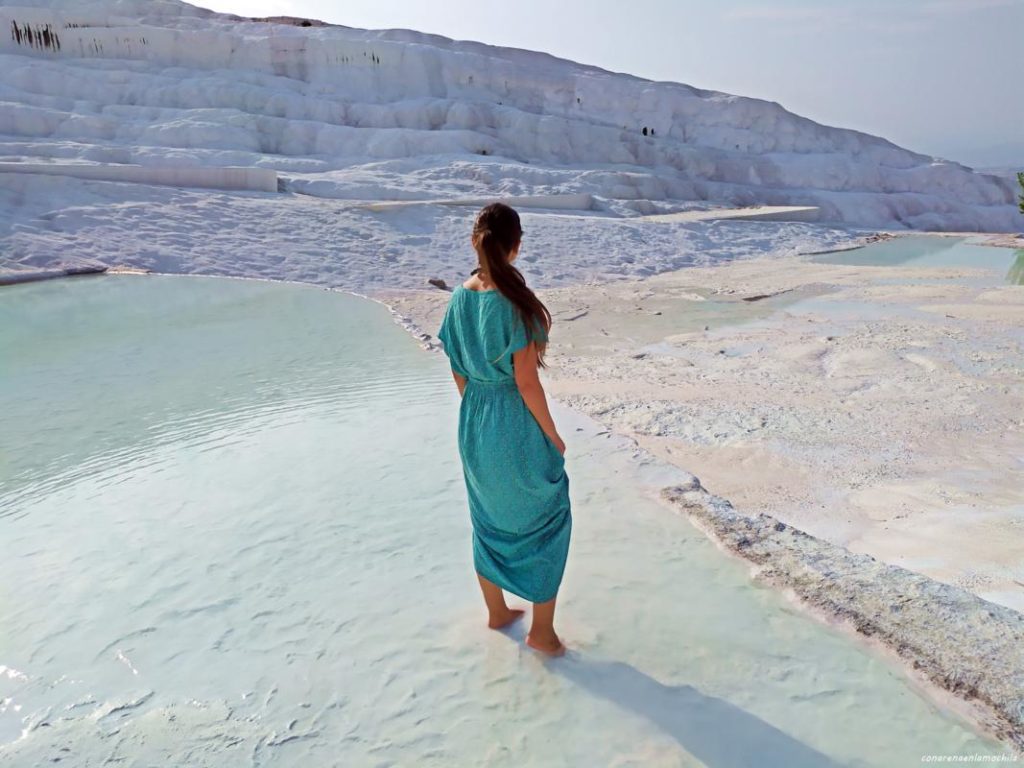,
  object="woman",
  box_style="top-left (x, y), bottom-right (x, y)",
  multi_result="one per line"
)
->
top-left (437, 202), bottom-right (572, 657)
